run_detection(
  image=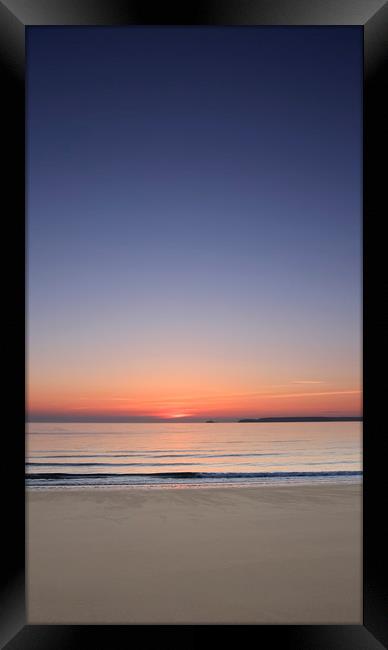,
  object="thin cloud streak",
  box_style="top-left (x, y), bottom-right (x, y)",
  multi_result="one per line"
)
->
top-left (292, 381), bottom-right (325, 385)
top-left (68, 389), bottom-right (361, 410)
